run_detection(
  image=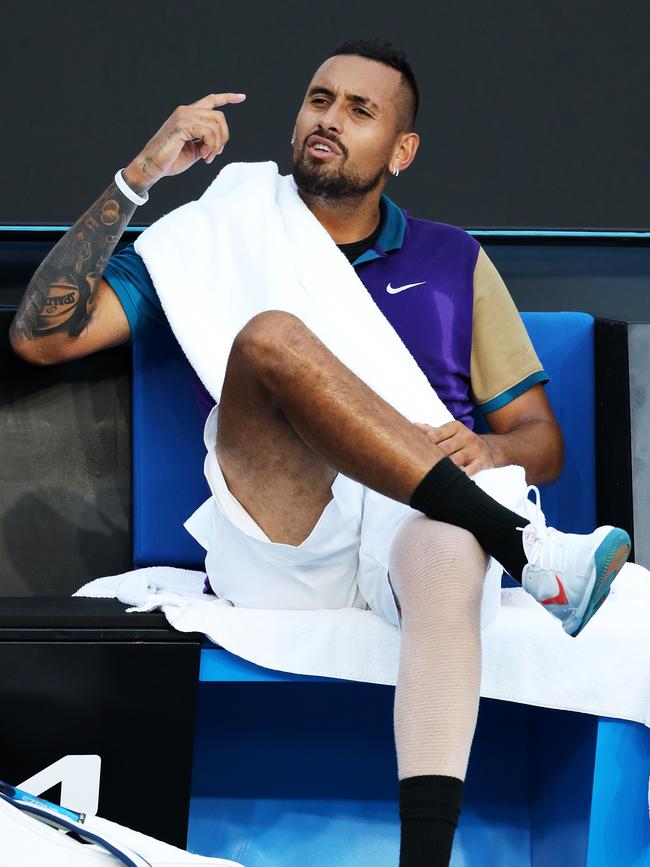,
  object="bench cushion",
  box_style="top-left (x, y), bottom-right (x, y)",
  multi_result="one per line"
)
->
top-left (132, 312), bottom-right (595, 568)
